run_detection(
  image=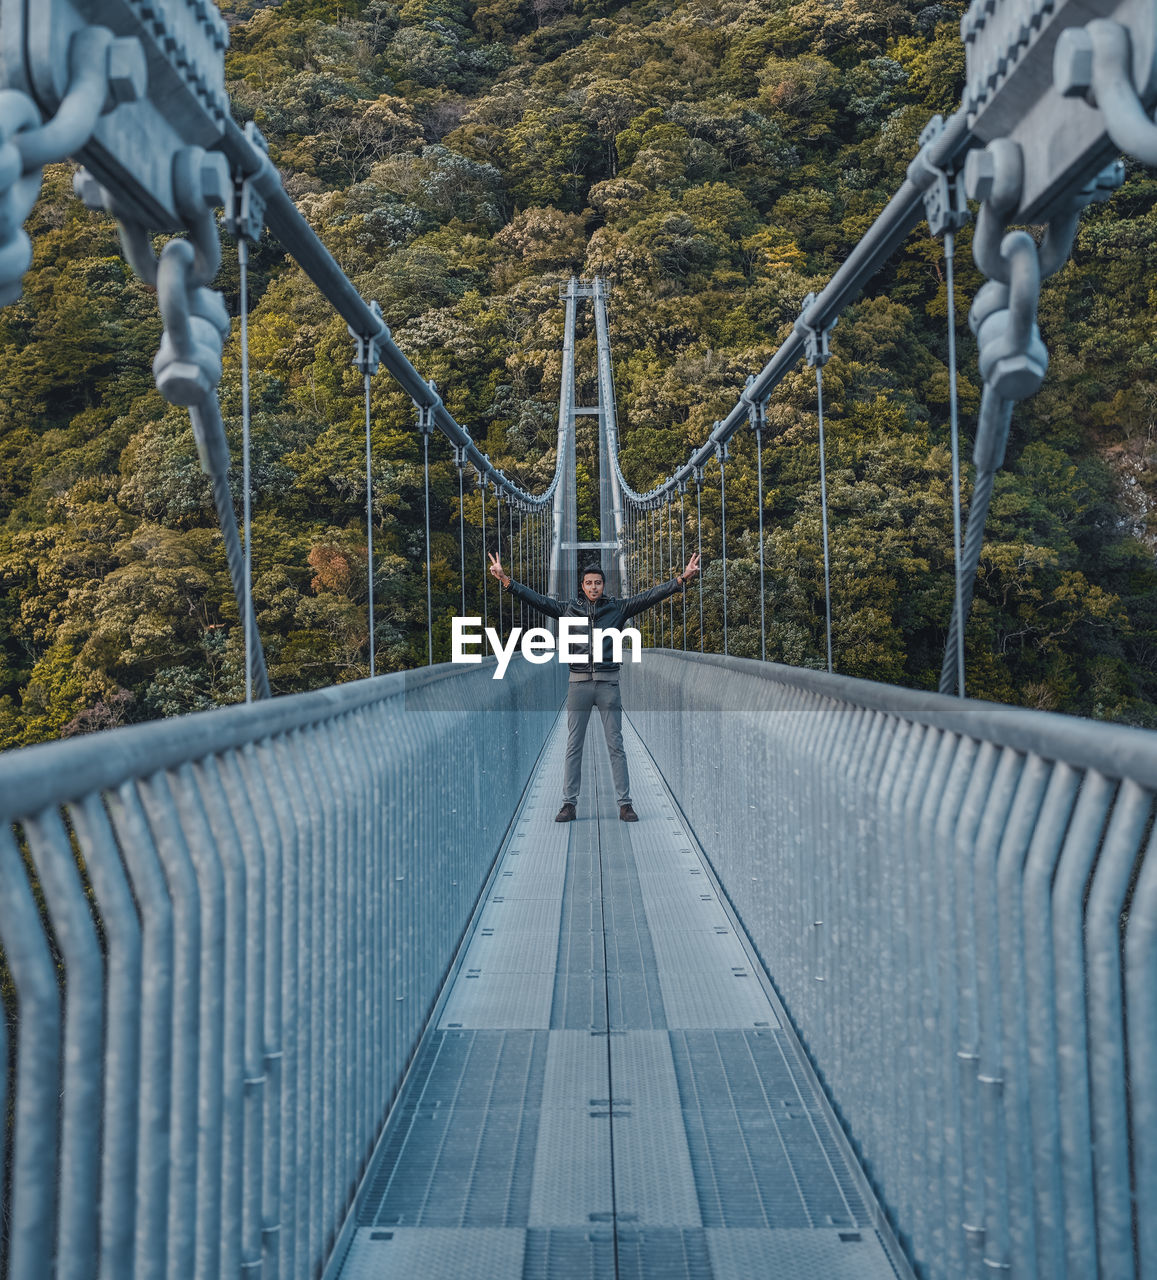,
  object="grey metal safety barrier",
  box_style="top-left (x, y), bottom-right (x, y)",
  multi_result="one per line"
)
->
top-left (624, 651), bottom-right (1157, 1280)
top-left (0, 658), bottom-right (565, 1280)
